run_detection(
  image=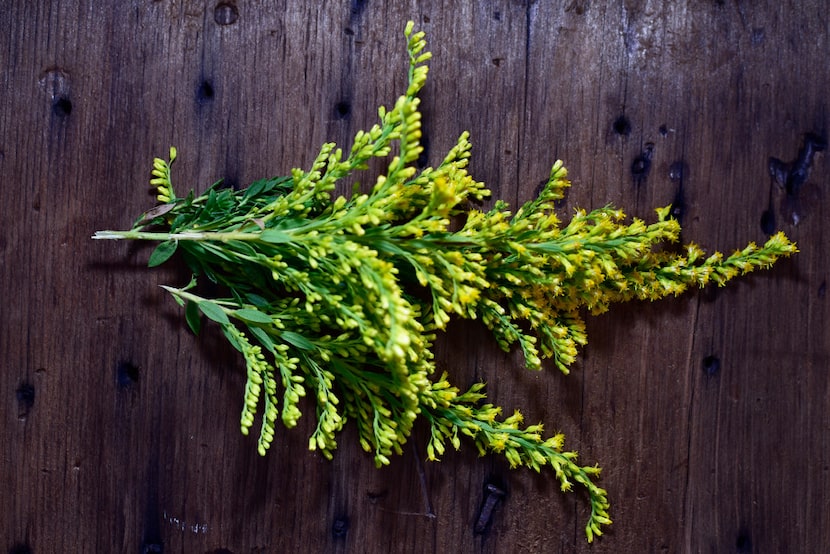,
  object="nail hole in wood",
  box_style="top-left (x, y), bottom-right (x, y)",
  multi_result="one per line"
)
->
top-left (668, 160), bottom-right (686, 183)
top-left (631, 143), bottom-right (654, 184)
top-left (760, 209), bottom-right (776, 235)
top-left (197, 81), bottom-right (215, 104)
top-left (16, 382), bottom-right (35, 419)
top-left (736, 529), bottom-right (752, 553)
top-left (612, 115), bottom-right (631, 136)
top-left (52, 96), bottom-right (72, 117)
top-left (334, 100), bottom-right (351, 120)
top-left (670, 188), bottom-right (685, 222)
top-left (117, 360), bottom-right (140, 387)
top-left (214, 2), bottom-right (239, 25)
top-left (702, 355), bottom-right (720, 376)
top-left (332, 515), bottom-right (349, 538)
top-left (669, 160), bottom-right (687, 221)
